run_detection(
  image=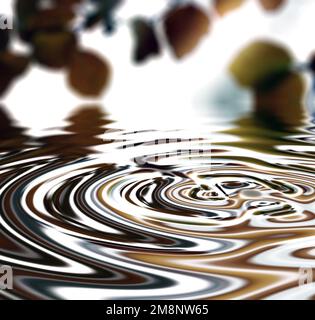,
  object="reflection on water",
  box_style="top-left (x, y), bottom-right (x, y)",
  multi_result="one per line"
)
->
top-left (0, 105), bottom-right (315, 300)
